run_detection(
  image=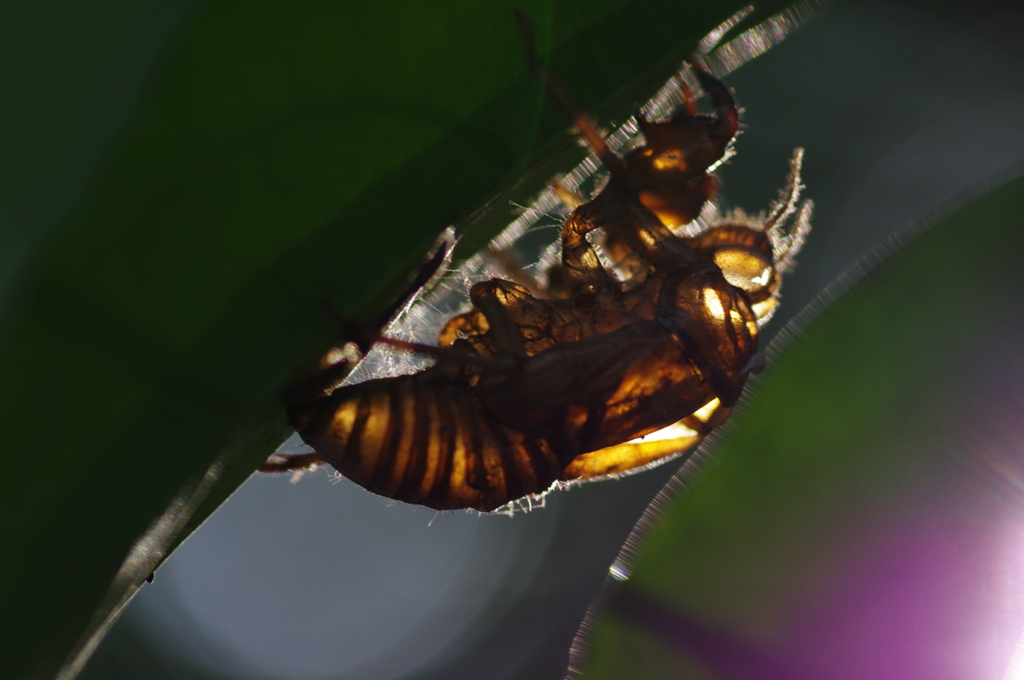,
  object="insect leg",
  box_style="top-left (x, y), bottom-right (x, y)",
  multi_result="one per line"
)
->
top-left (459, 278), bottom-right (559, 355)
top-left (560, 201), bottom-right (620, 294)
top-left (471, 283), bottom-right (528, 357)
top-left (680, 396), bottom-right (731, 433)
top-left (676, 75), bottom-right (699, 117)
top-left (516, 12), bottom-right (651, 294)
top-left (515, 11), bottom-right (624, 174)
top-left (259, 452), bottom-right (325, 474)
top-left (438, 309), bottom-right (488, 347)
top-left (341, 239), bottom-right (450, 353)
top-left (287, 238), bottom-right (451, 405)
top-left (686, 60), bottom-right (739, 144)
top-left (280, 342), bottom-right (363, 410)
top-left (560, 429), bottom-right (704, 481)
top-left (560, 397), bottom-right (731, 481)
